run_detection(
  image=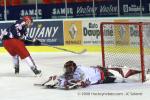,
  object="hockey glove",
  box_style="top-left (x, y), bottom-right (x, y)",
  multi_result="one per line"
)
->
top-left (80, 79), bottom-right (91, 88)
top-left (33, 39), bottom-right (41, 45)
